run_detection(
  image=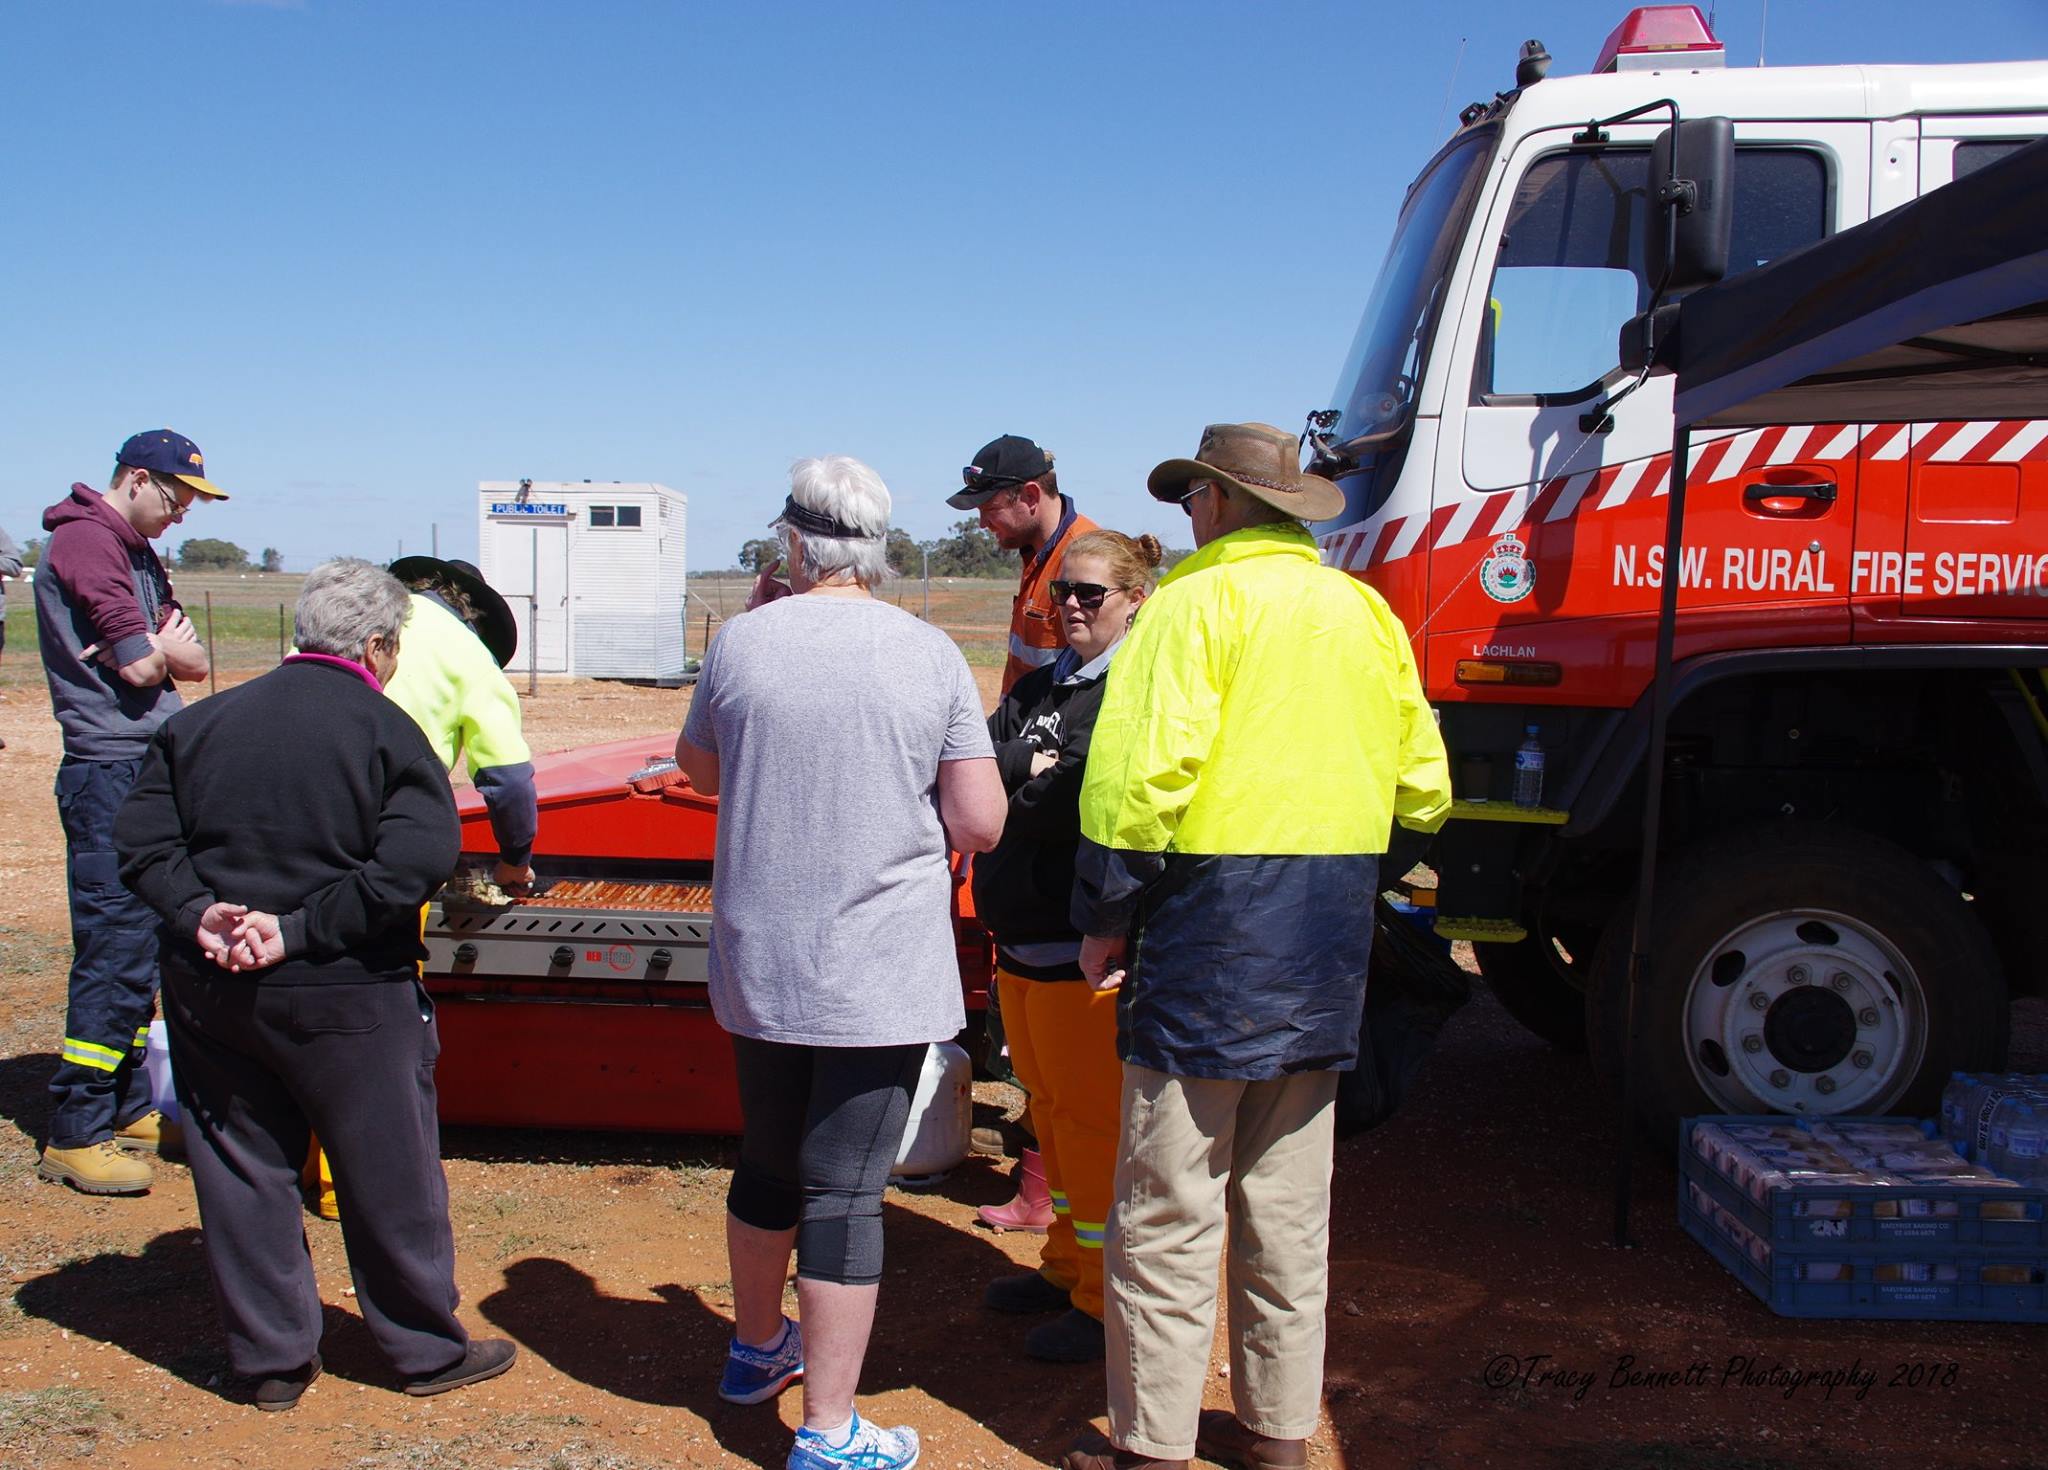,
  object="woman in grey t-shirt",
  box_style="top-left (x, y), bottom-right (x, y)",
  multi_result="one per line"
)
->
top-left (677, 454), bottom-right (1003, 1470)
